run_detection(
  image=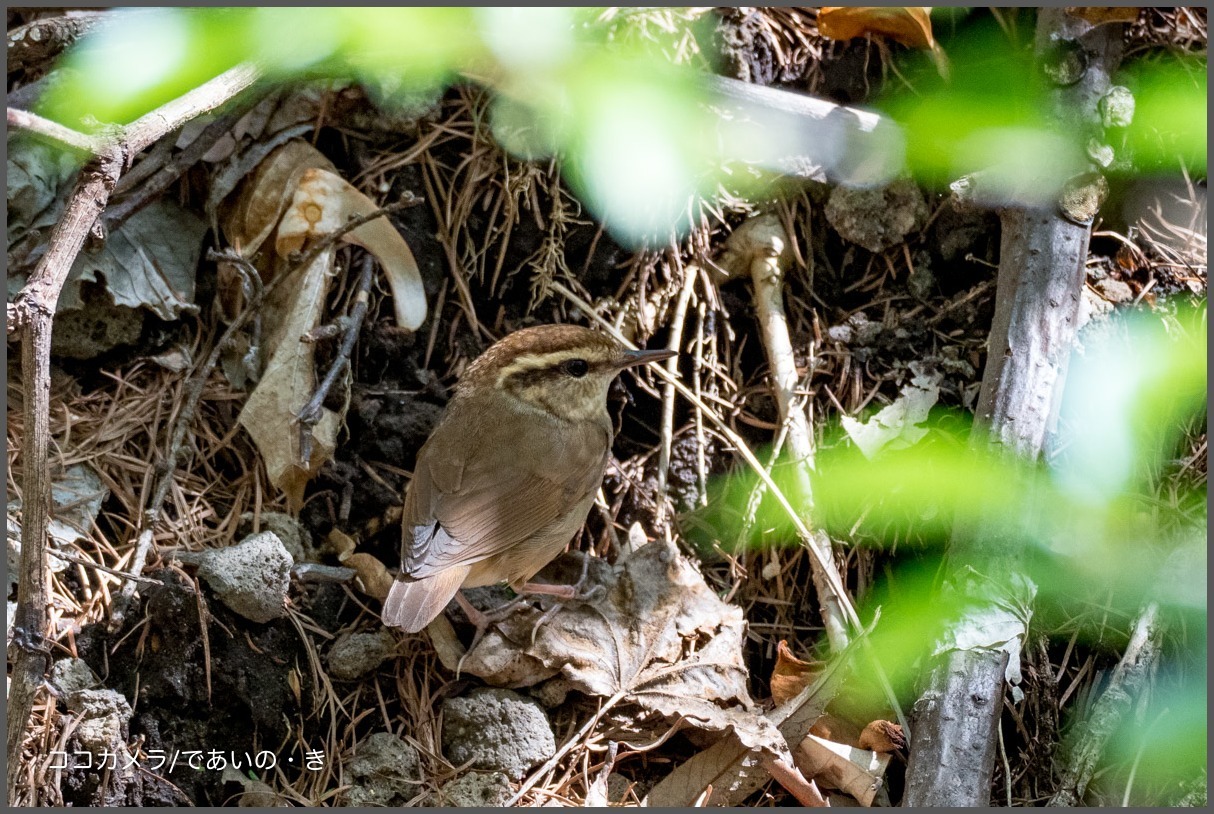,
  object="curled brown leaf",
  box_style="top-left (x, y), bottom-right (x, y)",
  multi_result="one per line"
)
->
top-left (817, 6), bottom-right (936, 50)
top-left (771, 639), bottom-right (825, 706)
top-left (858, 719), bottom-right (906, 753)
